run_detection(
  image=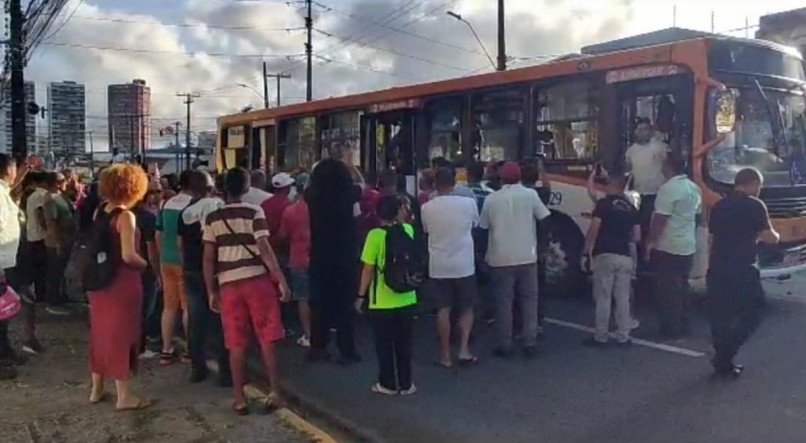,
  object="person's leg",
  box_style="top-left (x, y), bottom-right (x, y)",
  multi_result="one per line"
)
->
top-left (45, 248), bottom-right (68, 309)
top-left (370, 310), bottom-right (396, 390)
top-left (247, 277), bottom-right (286, 401)
top-left (456, 275), bottom-right (477, 360)
top-left (493, 266), bottom-right (516, 351)
top-left (592, 255), bottom-right (615, 343)
top-left (517, 263), bottom-right (540, 348)
top-left (395, 307), bottom-right (415, 391)
top-left (89, 372), bottom-right (105, 403)
top-left (29, 241), bottom-right (47, 303)
top-left (292, 269), bottom-right (312, 341)
top-left (160, 265), bottom-right (179, 363)
top-left (334, 268), bottom-right (358, 358)
top-left (612, 256), bottom-right (634, 343)
top-left (651, 251), bottom-right (676, 336)
top-left (307, 272), bottom-right (330, 357)
top-left (219, 281), bottom-right (250, 406)
top-left (431, 278), bottom-right (453, 366)
top-left (184, 271), bottom-right (209, 379)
